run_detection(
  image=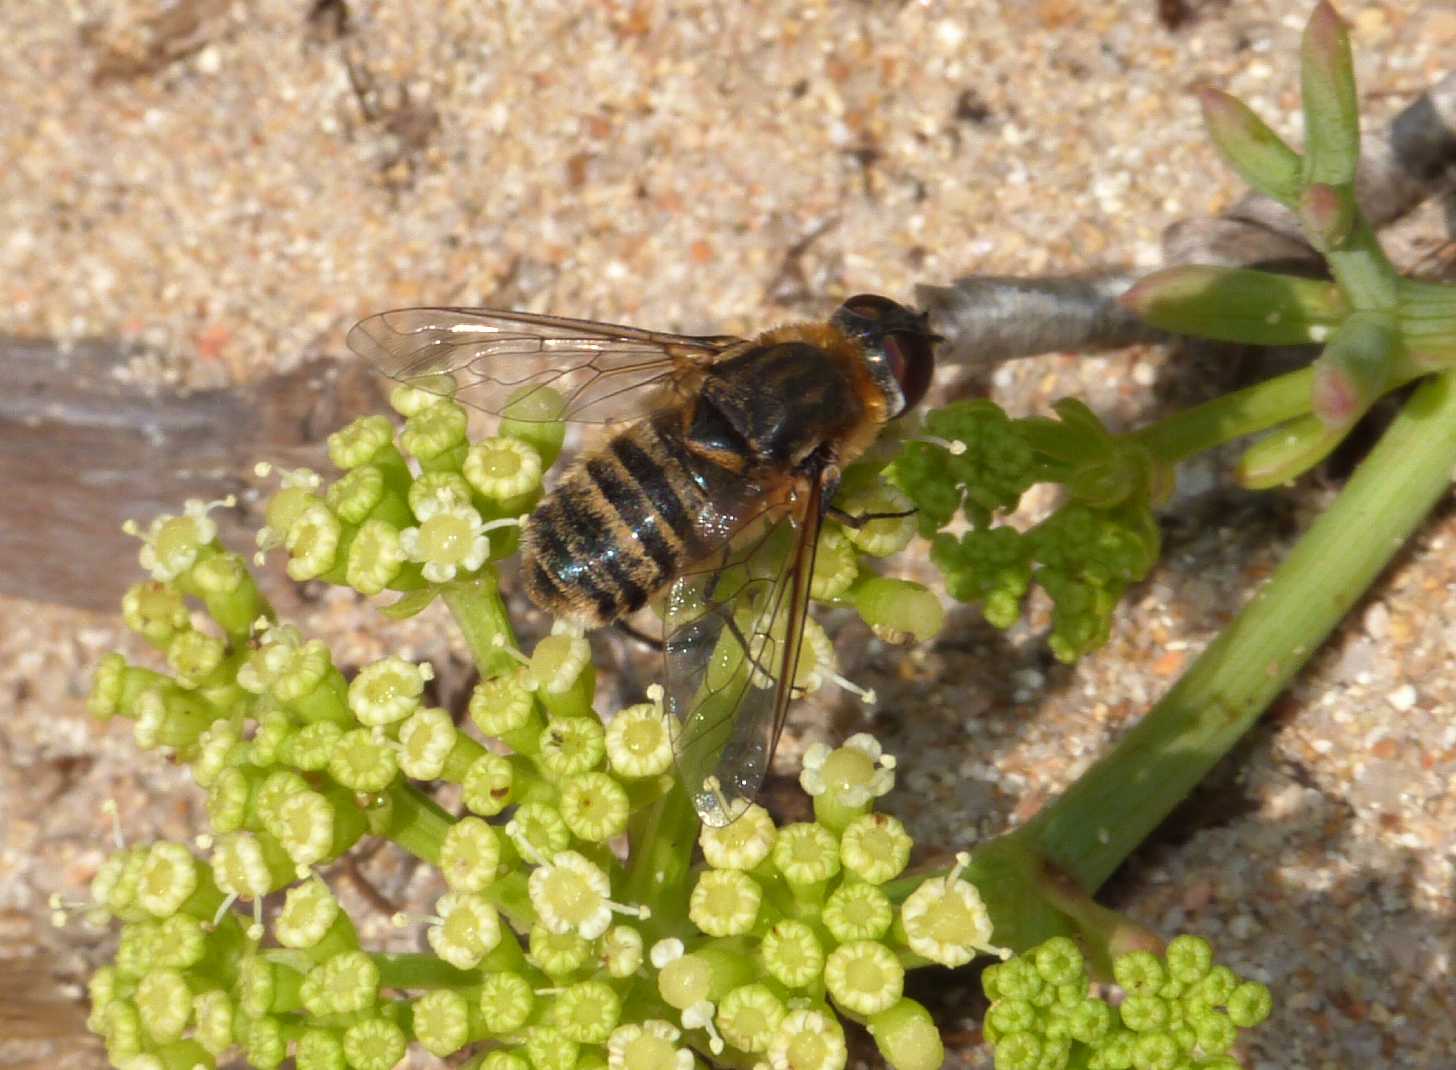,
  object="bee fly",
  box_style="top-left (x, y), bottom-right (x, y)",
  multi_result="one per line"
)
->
top-left (348, 295), bottom-right (937, 824)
